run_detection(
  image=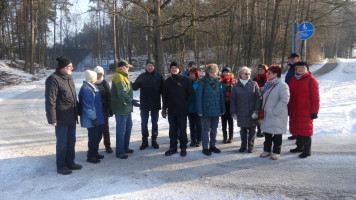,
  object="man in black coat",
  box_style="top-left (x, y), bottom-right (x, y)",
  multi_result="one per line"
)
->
top-left (45, 56), bottom-right (82, 175)
top-left (162, 61), bottom-right (194, 157)
top-left (132, 59), bottom-right (164, 150)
